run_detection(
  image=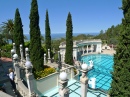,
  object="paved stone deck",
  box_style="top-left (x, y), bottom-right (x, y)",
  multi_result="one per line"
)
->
top-left (0, 57), bottom-right (17, 97)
